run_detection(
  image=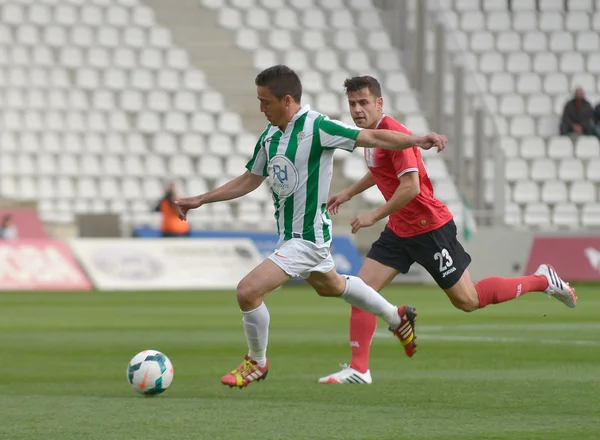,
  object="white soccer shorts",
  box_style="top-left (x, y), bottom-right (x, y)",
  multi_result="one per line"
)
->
top-left (268, 238), bottom-right (335, 279)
